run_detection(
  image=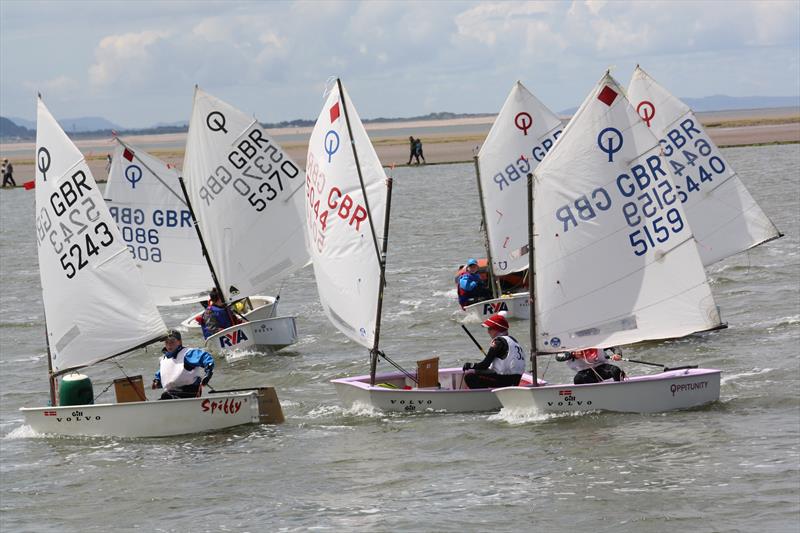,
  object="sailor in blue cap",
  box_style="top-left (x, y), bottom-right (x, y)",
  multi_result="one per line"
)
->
top-left (457, 258), bottom-right (491, 307)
